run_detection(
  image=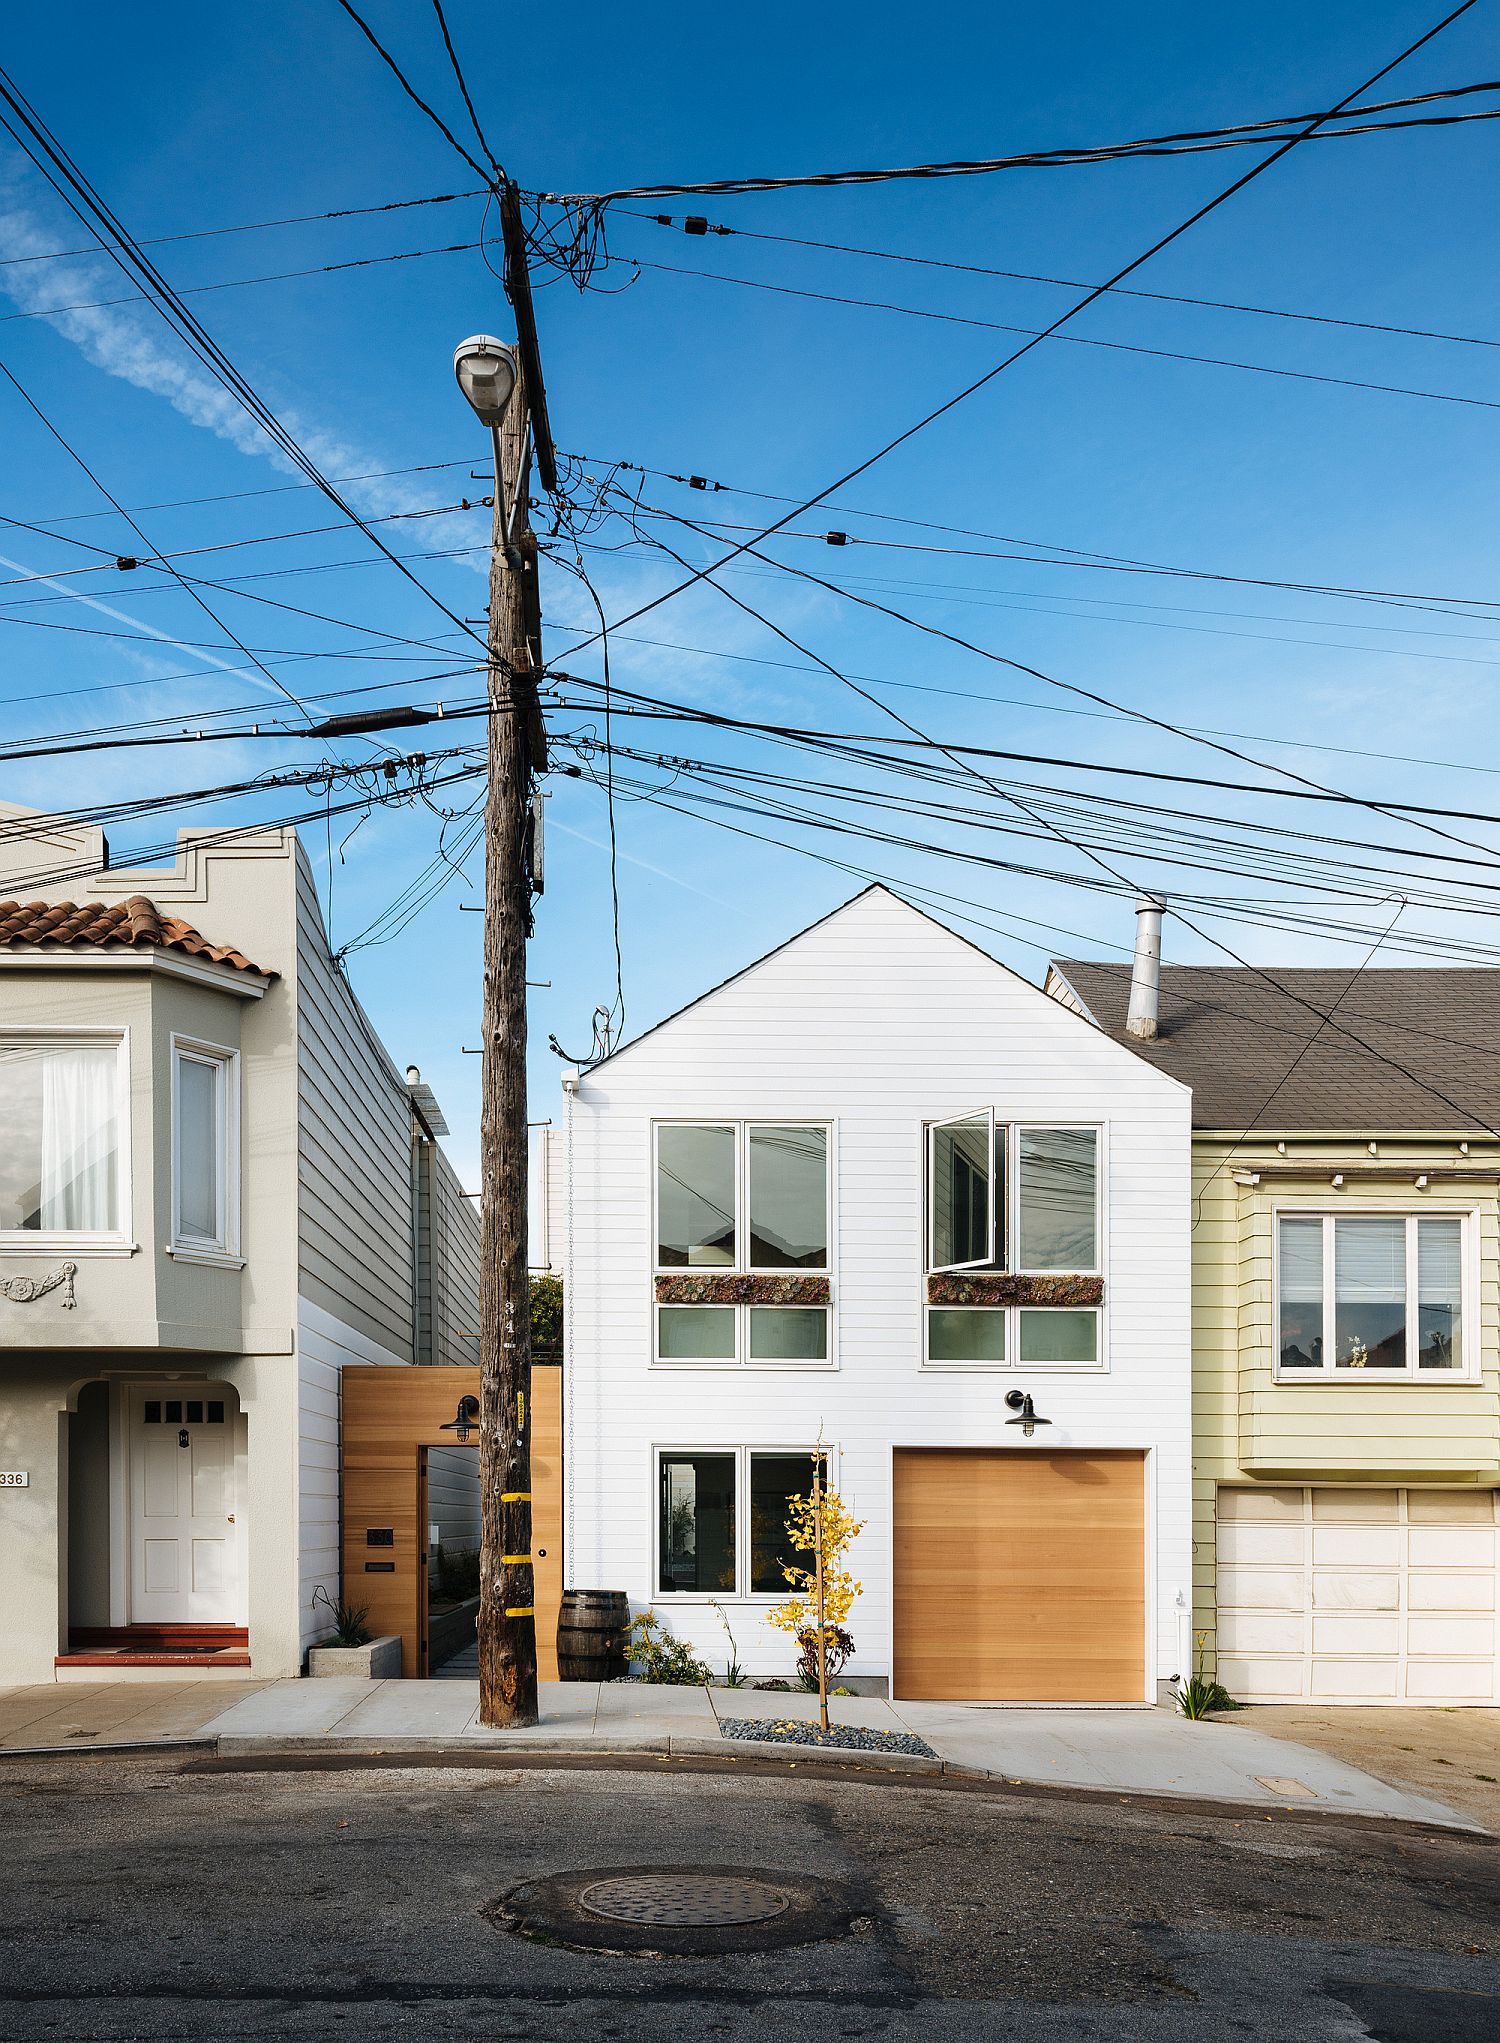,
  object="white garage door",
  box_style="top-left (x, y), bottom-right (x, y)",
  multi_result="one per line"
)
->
top-left (1217, 1486), bottom-right (1498, 1704)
